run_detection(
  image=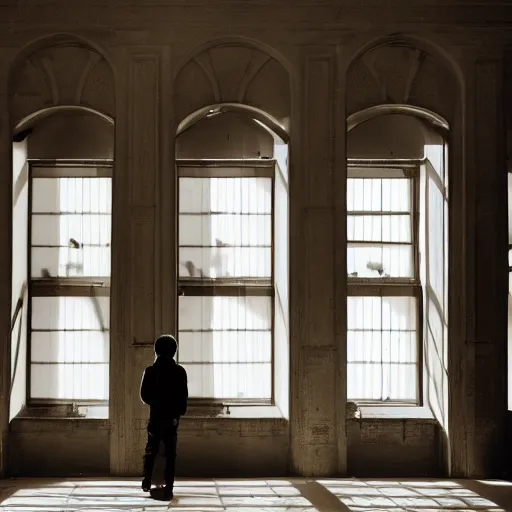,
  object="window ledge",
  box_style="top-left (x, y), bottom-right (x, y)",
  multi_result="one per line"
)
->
top-left (183, 404), bottom-right (285, 419)
top-left (17, 404), bottom-right (108, 420)
top-left (355, 405), bottom-right (434, 420)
